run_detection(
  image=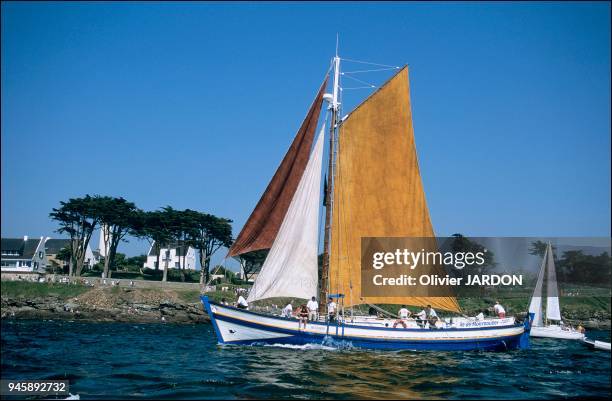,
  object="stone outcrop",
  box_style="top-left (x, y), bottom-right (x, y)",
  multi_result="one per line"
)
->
top-left (1, 287), bottom-right (210, 324)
